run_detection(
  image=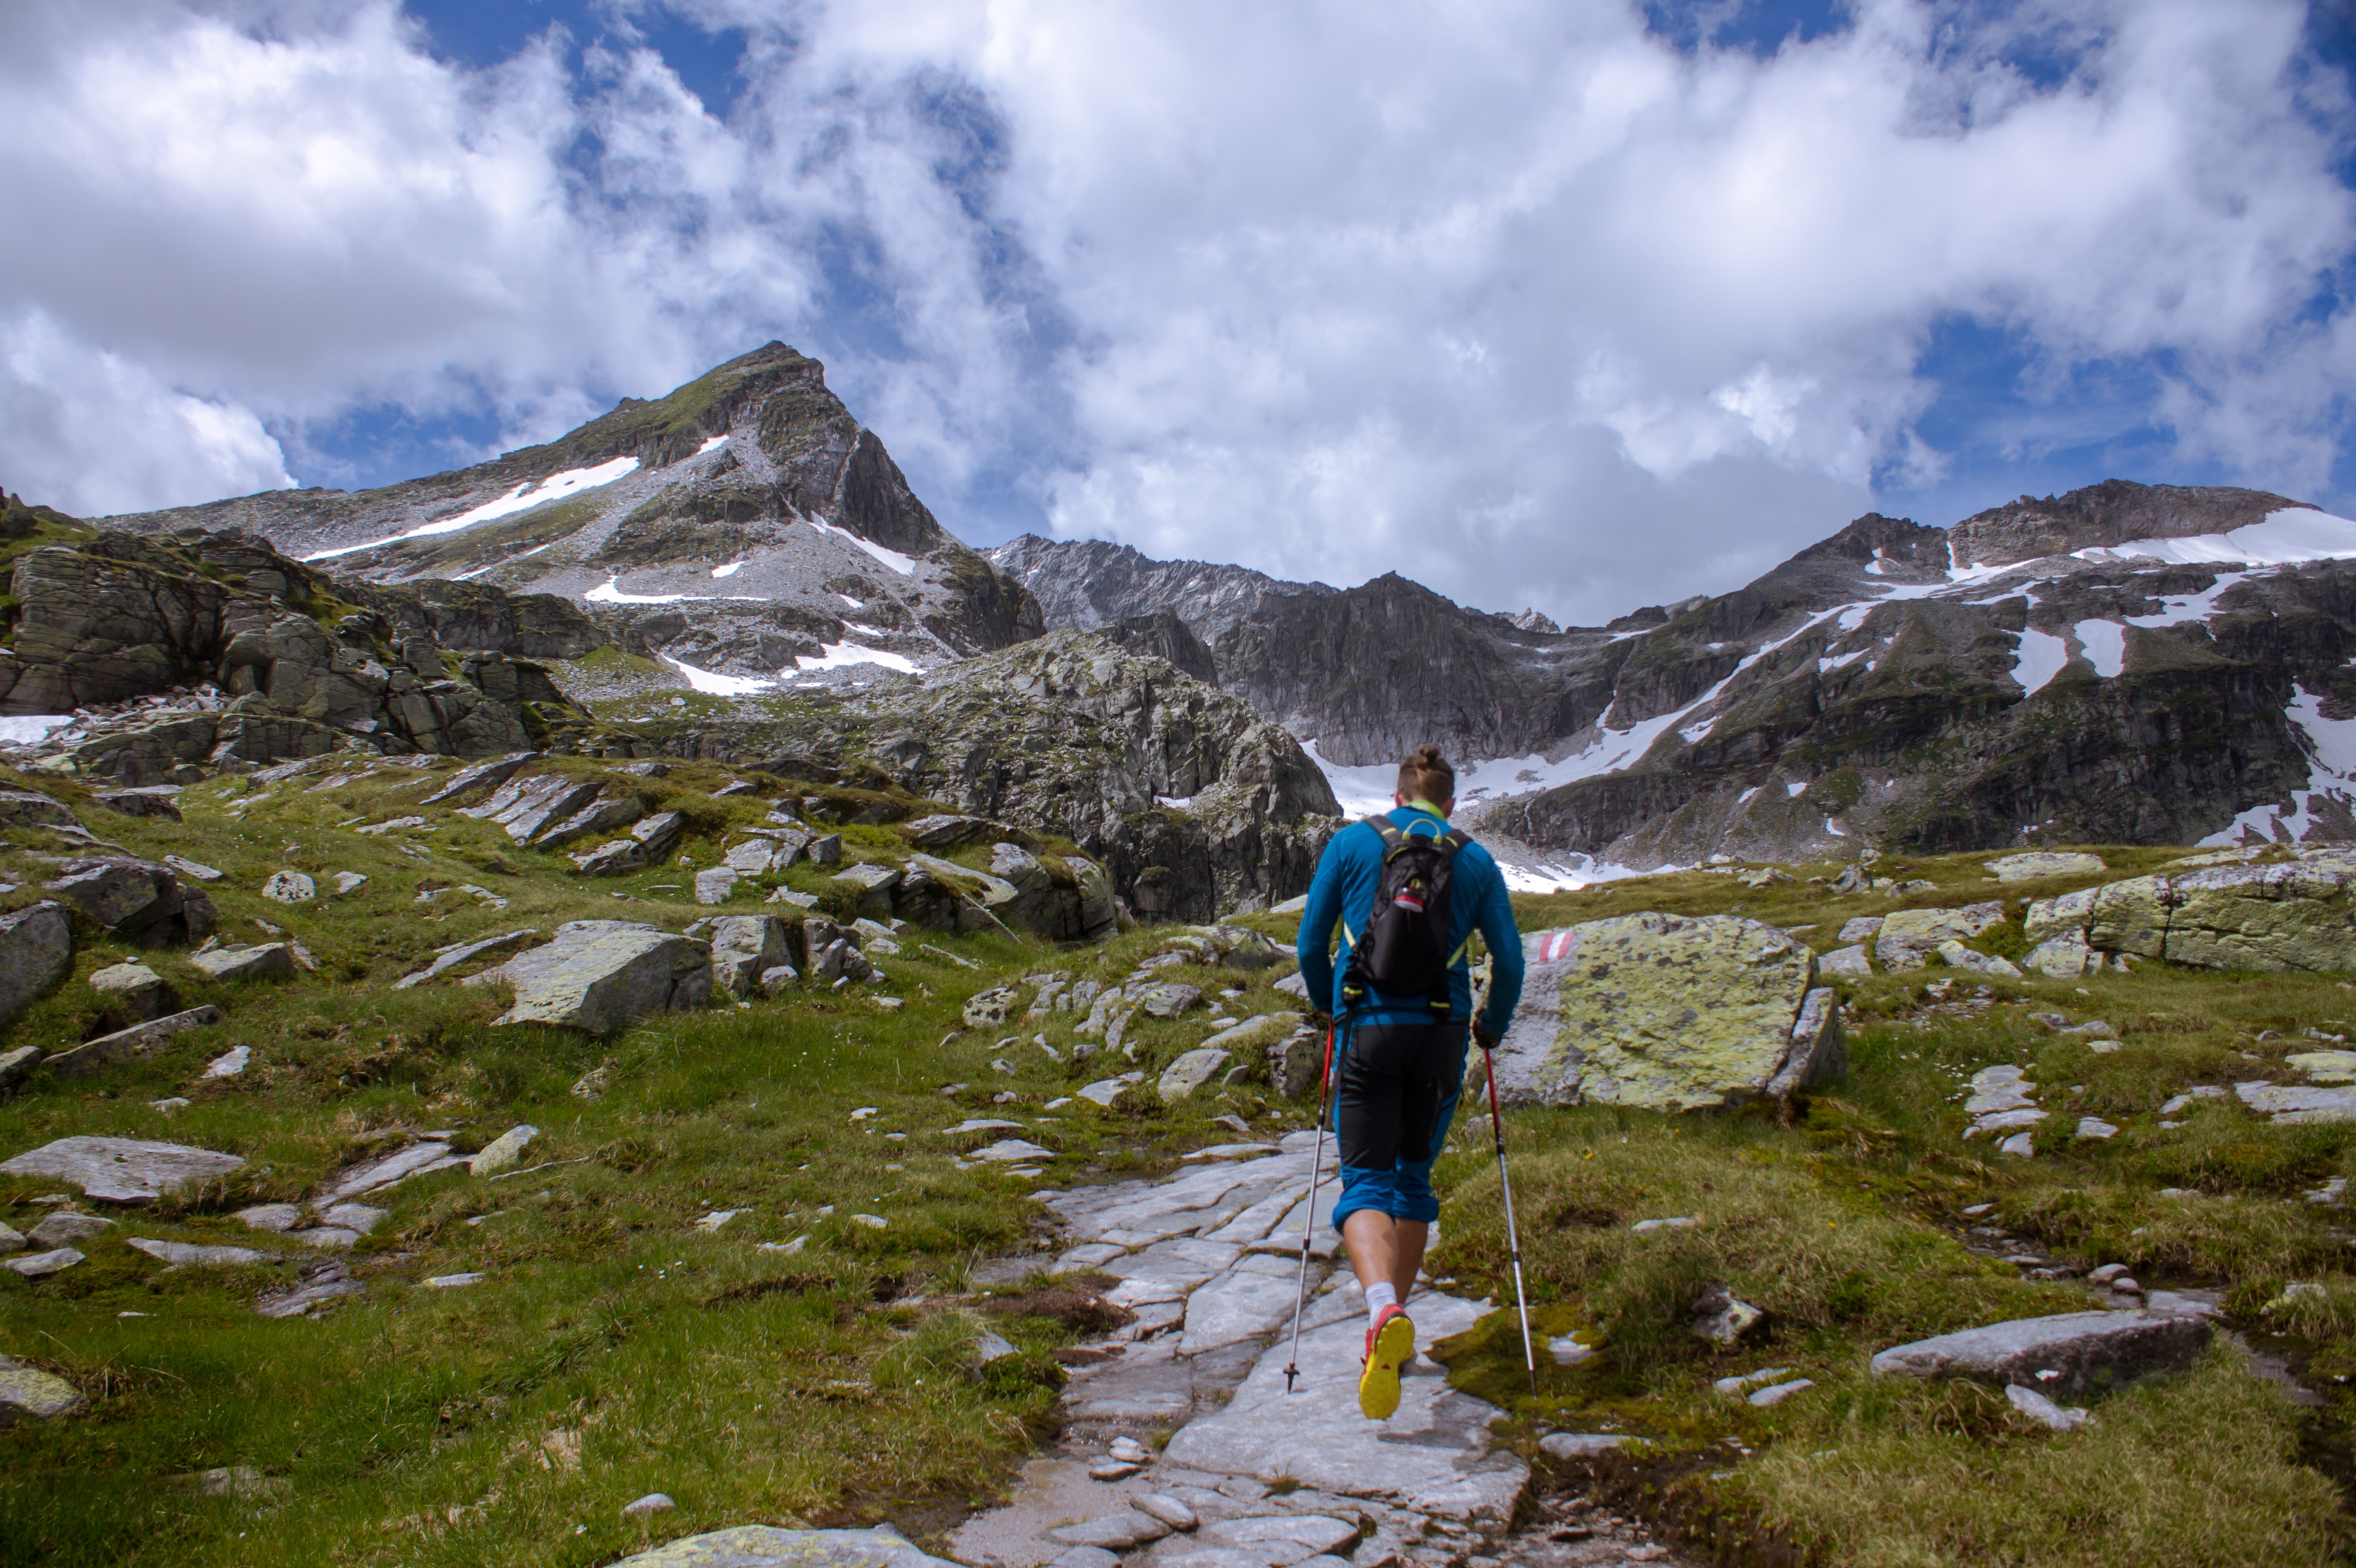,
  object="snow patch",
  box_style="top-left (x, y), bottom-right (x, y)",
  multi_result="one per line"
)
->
top-left (1785, 779), bottom-right (1807, 798)
top-left (2012, 629), bottom-right (2069, 697)
top-left (2074, 620), bottom-right (2127, 679)
top-left (0, 715), bottom-right (73, 745)
top-left (663, 655), bottom-right (774, 696)
top-left (697, 433), bottom-right (730, 455)
top-left (796, 642), bottom-right (920, 675)
top-left (837, 594), bottom-right (864, 609)
top-left (712, 560), bottom-right (747, 579)
top-left (2077, 508), bottom-right (2356, 569)
top-left (1737, 786), bottom-right (1760, 805)
top-left (584, 576), bottom-right (765, 606)
top-left (2197, 682), bottom-right (2356, 845)
top-left (804, 517), bottom-right (917, 576)
top-left (303, 457), bottom-right (640, 561)
top-left (2124, 572), bottom-right (2247, 629)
